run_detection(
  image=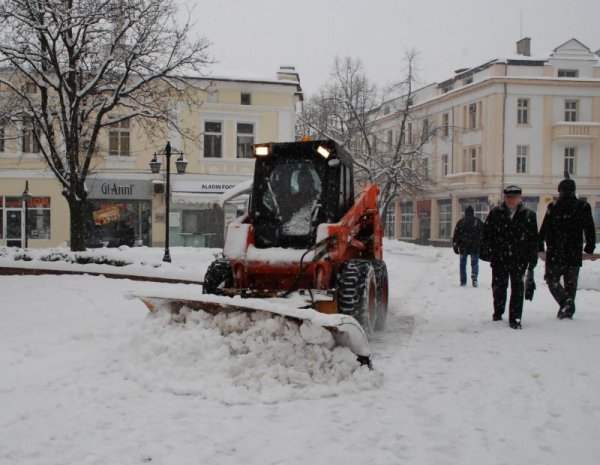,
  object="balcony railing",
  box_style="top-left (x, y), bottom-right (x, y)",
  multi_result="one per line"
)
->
top-left (552, 122), bottom-right (600, 140)
top-left (445, 172), bottom-right (483, 186)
